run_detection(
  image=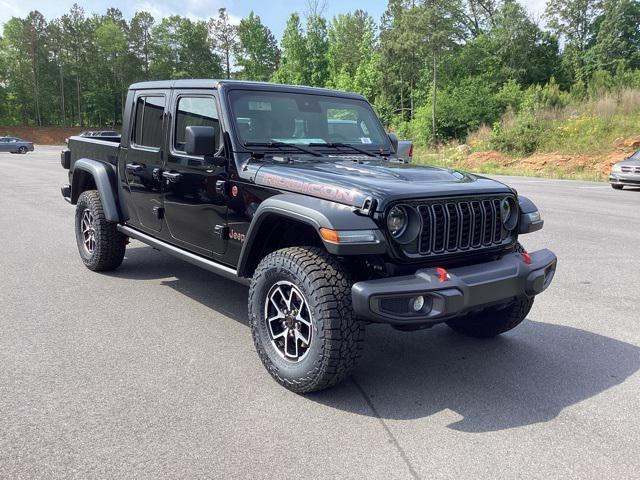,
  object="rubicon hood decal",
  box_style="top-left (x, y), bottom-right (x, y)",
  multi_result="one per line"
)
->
top-left (258, 171), bottom-right (365, 206)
